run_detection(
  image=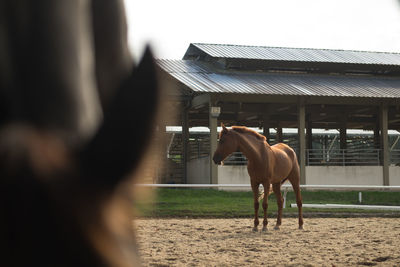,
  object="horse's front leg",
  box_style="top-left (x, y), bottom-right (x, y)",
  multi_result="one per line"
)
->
top-left (251, 183), bottom-right (260, 232)
top-left (272, 182), bottom-right (283, 230)
top-left (261, 182), bottom-right (270, 232)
